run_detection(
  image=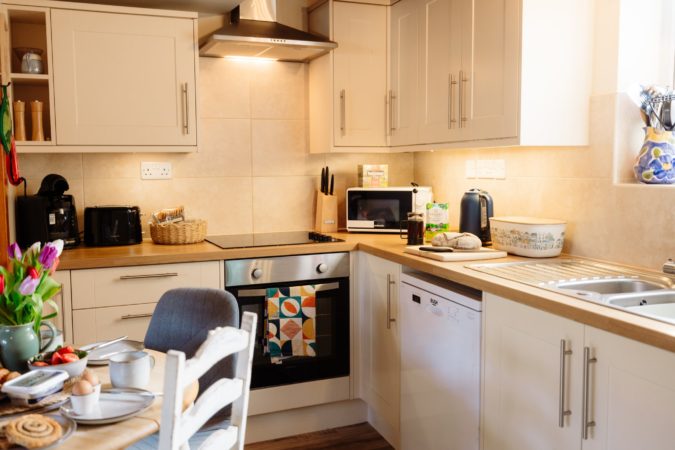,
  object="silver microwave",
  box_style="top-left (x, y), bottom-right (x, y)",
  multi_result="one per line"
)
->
top-left (346, 187), bottom-right (433, 233)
